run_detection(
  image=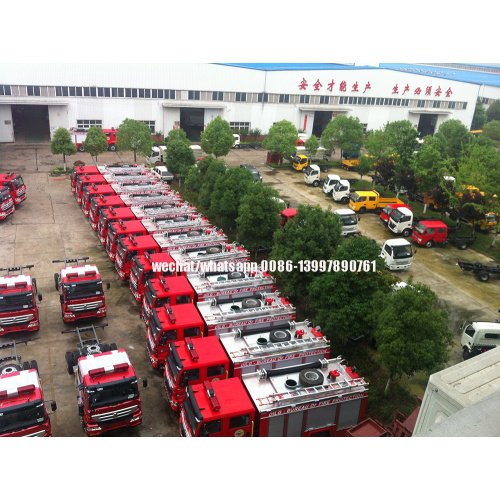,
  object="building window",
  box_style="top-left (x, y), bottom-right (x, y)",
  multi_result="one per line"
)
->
top-left (448, 101), bottom-right (456, 109)
top-left (98, 88), bottom-right (110, 97)
top-left (433, 100), bottom-right (441, 108)
top-left (189, 90), bottom-right (200, 100)
top-left (145, 89), bottom-right (151, 98)
top-left (0, 84), bottom-right (12, 95)
top-left (235, 92), bottom-right (247, 102)
top-left (402, 99), bottom-right (409, 106)
top-left (258, 93), bottom-right (268, 103)
top-left (482, 97), bottom-right (489, 104)
top-left (462, 101), bottom-right (467, 110)
top-left (230, 122), bottom-right (250, 132)
top-left (394, 99), bottom-right (401, 106)
top-left (112, 88), bottom-right (124, 98)
top-left (139, 89), bottom-right (145, 98)
top-left (299, 95), bottom-right (310, 103)
top-left (77, 120), bottom-right (102, 129)
top-left (417, 100), bottom-right (425, 107)
top-left (165, 89), bottom-right (175, 99)
top-left (27, 85), bottom-right (40, 96)
top-left (320, 96), bottom-right (330, 104)
top-left (212, 91), bottom-right (223, 101)
top-left (142, 120), bottom-right (155, 133)
top-left (279, 94), bottom-right (290, 103)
